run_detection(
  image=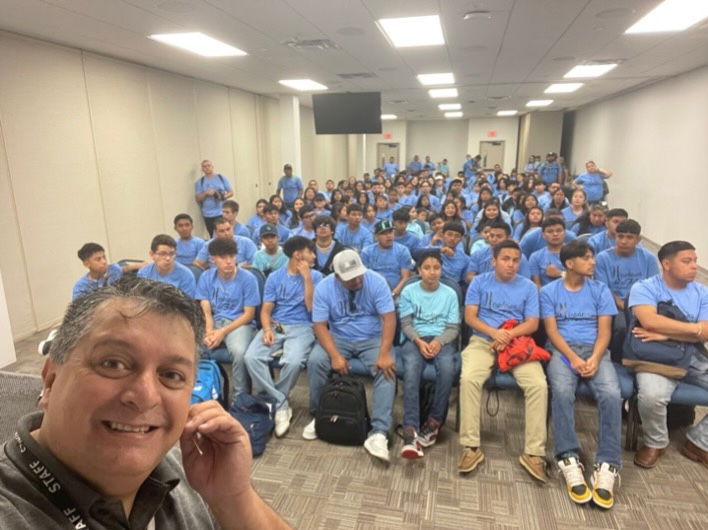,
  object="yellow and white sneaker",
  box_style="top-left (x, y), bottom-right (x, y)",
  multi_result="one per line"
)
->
top-left (557, 457), bottom-right (592, 504)
top-left (591, 462), bottom-right (620, 510)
